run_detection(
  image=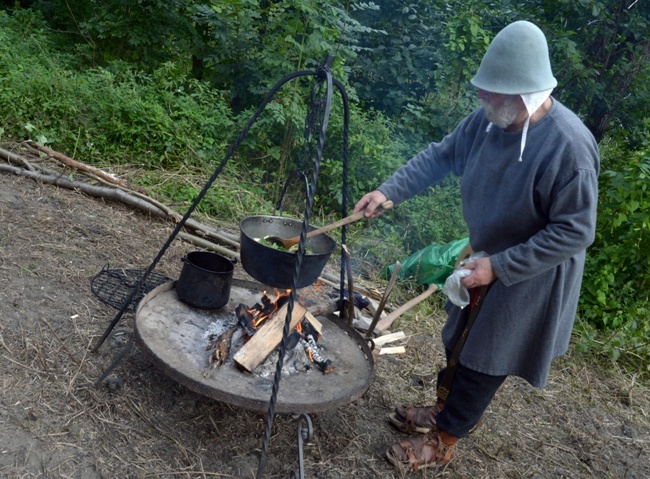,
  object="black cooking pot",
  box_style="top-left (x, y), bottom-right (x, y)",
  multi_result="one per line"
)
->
top-left (176, 251), bottom-right (235, 309)
top-left (239, 215), bottom-right (336, 289)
